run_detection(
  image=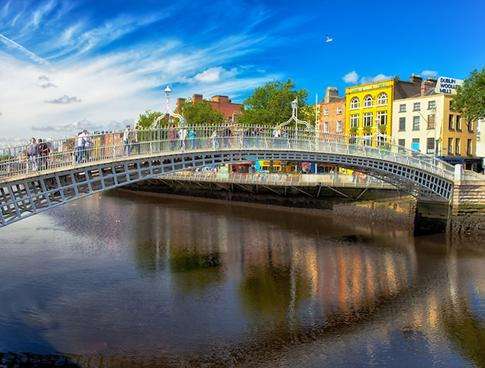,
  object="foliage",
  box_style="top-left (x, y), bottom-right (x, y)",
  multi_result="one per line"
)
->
top-left (137, 110), bottom-right (165, 129)
top-left (238, 80), bottom-right (309, 126)
top-left (178, 100), bottom-right (225, 125)
top-left (300, 104), bottom-right (319, 124)
top-left (452, 68), bottom-right (485, 121)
